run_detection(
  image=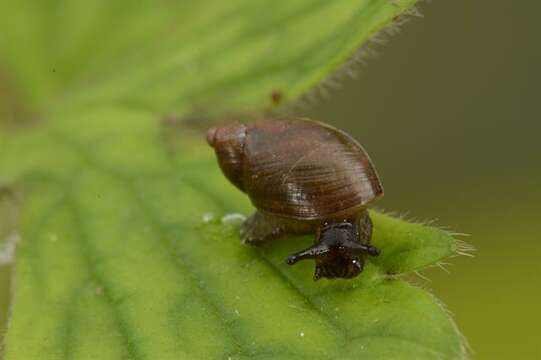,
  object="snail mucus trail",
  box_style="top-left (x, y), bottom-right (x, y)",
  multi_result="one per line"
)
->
top-left (207, 118), bottom-right (383, 281)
